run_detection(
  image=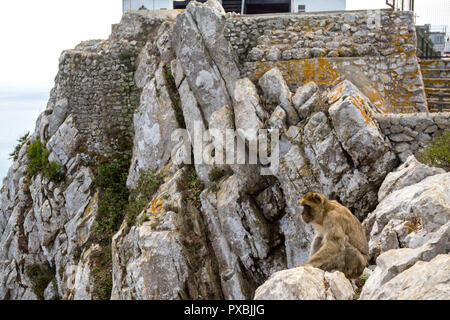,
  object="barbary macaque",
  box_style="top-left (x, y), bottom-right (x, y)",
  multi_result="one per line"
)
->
top-left (299, 192), bottom-right (369, 279)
